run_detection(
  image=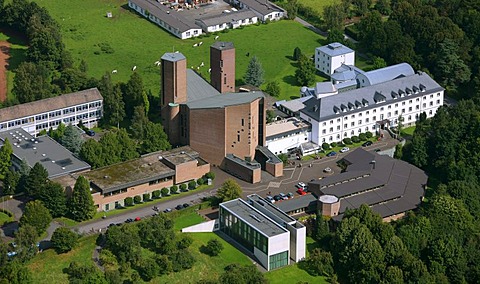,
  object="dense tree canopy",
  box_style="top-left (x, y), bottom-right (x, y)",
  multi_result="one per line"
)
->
top-left (244, 56), bottom-right (265, 87)
top-left (68, 176), bottom-right (96, 221)
top-left (20, 200), bottom-right (52, 235)
top-left (0, 137), bottom-right (13, 180)
top-left (217, 179), bottom-right (242, 202)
